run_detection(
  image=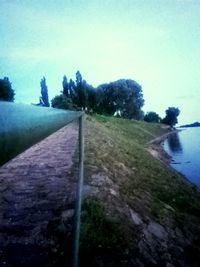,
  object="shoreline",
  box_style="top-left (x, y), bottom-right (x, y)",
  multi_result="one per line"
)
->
top-left (147, 129), bottom-right (178, 165)
top-left (148, 129), bottom-right (200, 190)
